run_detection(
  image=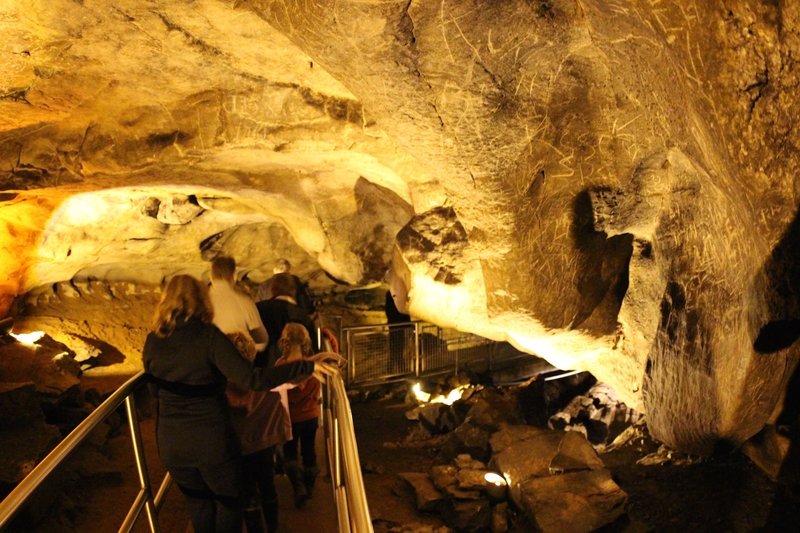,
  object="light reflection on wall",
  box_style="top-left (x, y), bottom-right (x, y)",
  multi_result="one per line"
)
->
top-left (0, 192), bottom-right (63, 316)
